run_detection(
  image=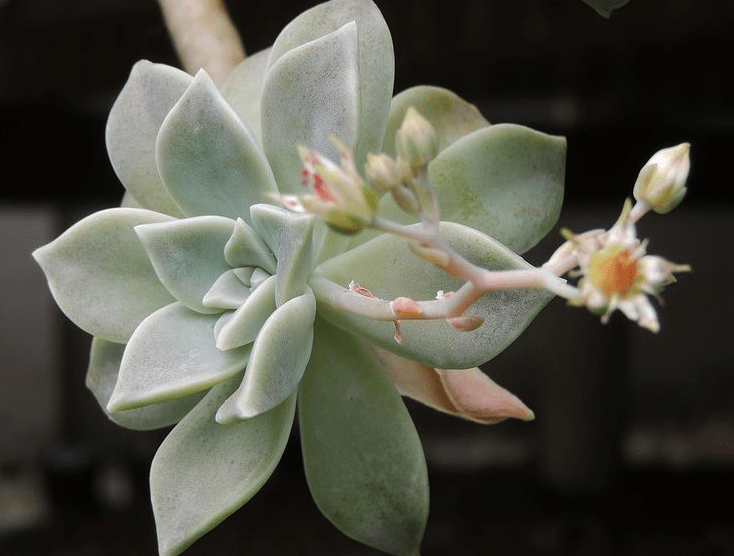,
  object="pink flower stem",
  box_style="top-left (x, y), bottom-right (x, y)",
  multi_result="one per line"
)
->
top-left (312, 216), bottom-right (580, 323)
